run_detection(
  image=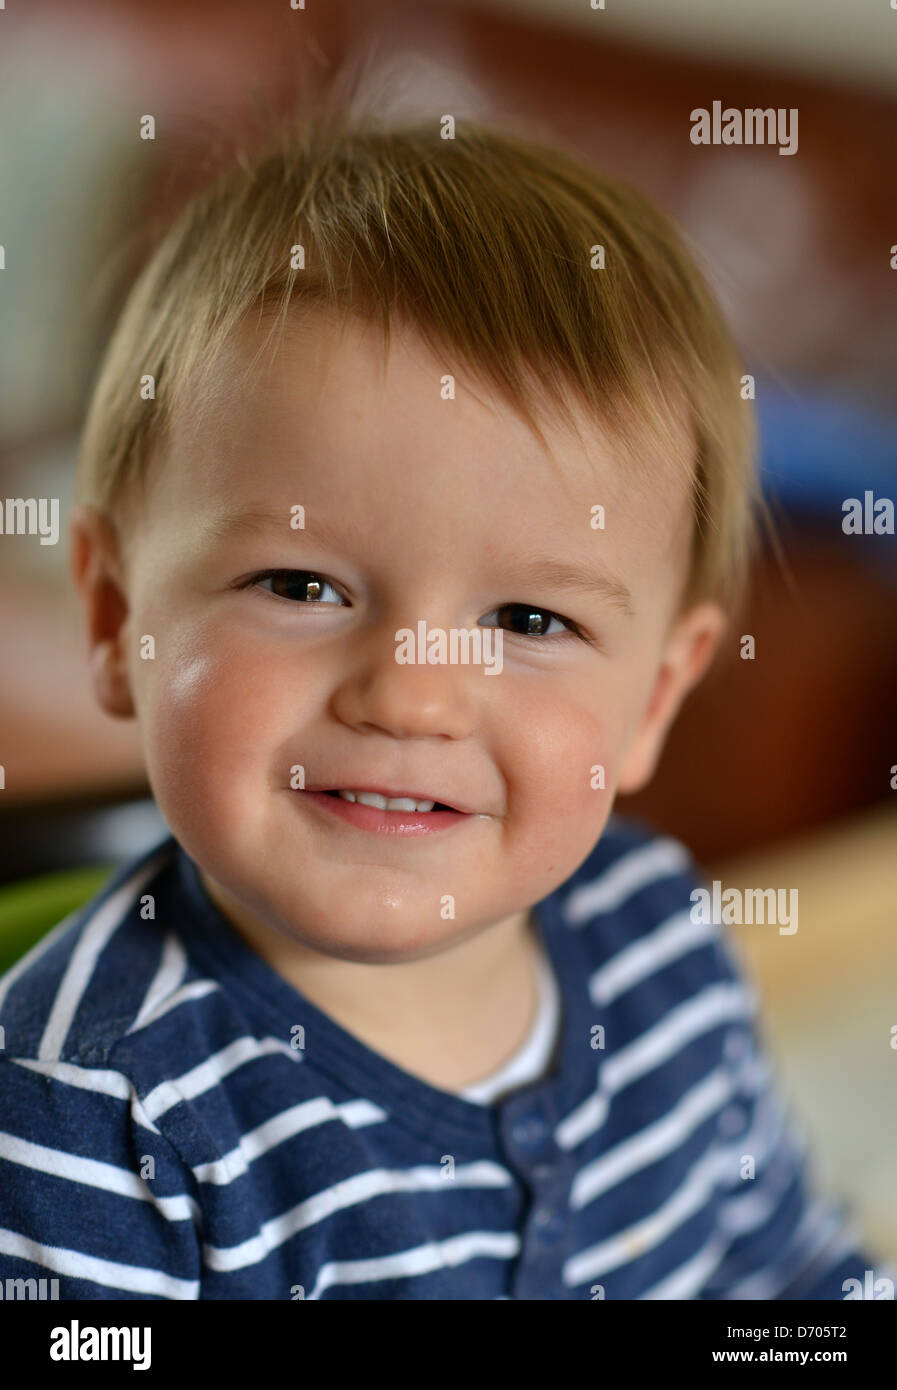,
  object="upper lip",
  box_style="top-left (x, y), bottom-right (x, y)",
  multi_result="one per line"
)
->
top-left (304, 783), bottom-right (474, 814)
